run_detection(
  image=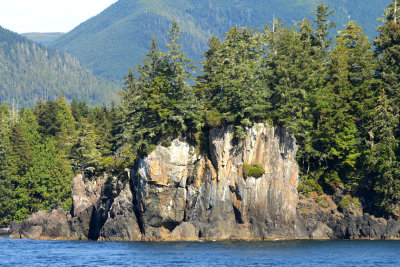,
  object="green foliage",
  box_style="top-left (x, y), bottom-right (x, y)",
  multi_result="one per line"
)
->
top-left (316, 196), bottom-right (330, 208)
top-left (120, 22), bottom-right (203, 159)
top-left (205, 109), bottom-right (223, 127)
top-left (298, 178), bottom-right (324, 197)
top-left (0, 112), bottom-right (15, 226)
top-left (375, 0), bottom-right (400, 109)
top-left (338, 195), bottom-right (360, 211)
top-left (243, 163), bottom-right (265, 179)
top-left (71, 119), bottom-right (102, 174)
top-left (198, 27), bottom-right (270, 127)
top-left (0, 93), bottom-right (122, 224)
